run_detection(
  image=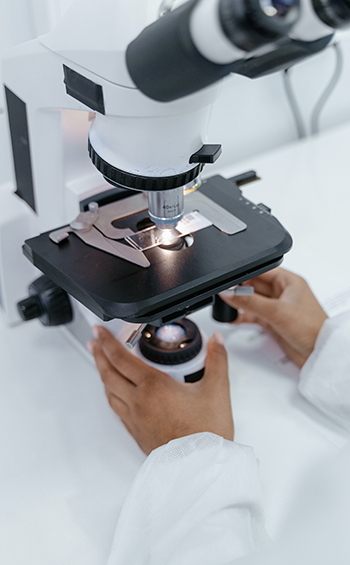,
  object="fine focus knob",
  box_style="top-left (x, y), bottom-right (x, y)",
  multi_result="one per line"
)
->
top-left (17, 276), bottom-right (73, 326)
